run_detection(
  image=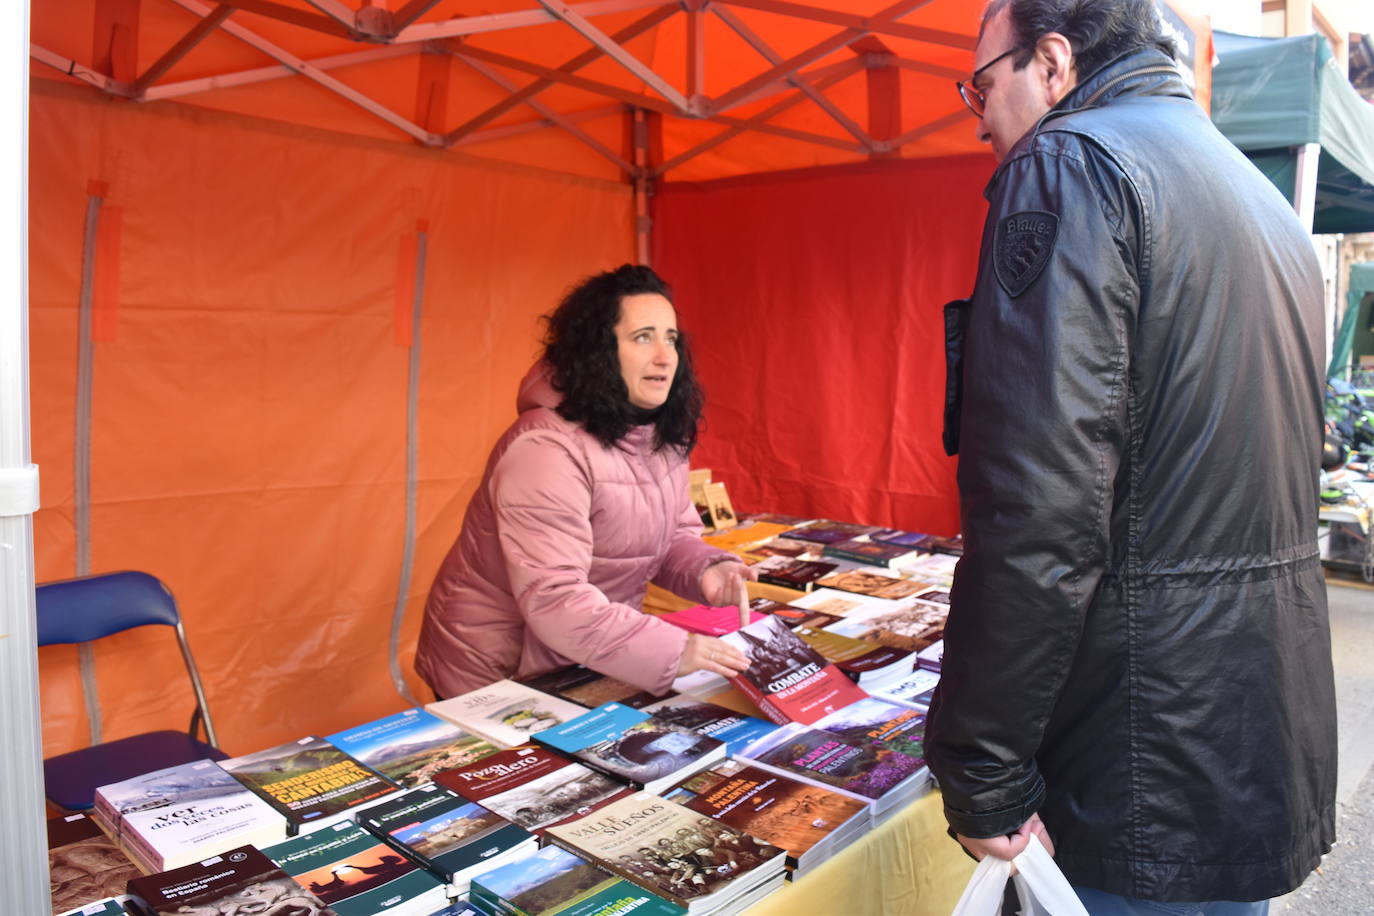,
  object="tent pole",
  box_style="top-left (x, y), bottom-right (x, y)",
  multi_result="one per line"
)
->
top-left (633, 107), bottom-right (651, 266)
top-left (0, 2), bottom-right (49, 914)
top-left (1295, 142), bottom-right (1320, 232)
